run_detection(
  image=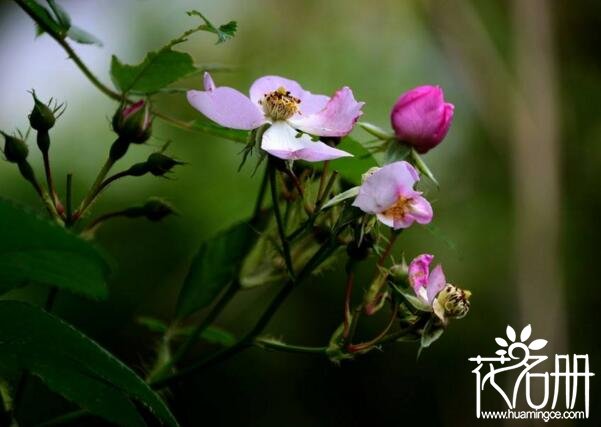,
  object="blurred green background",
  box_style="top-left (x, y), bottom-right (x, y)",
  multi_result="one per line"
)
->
top-left (1, 0), bottom-right (600, 425)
